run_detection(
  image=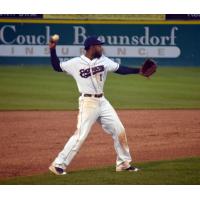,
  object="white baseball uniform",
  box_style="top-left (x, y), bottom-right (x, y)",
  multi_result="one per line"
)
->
top-left (53, 54), bottom-right (132, 170)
